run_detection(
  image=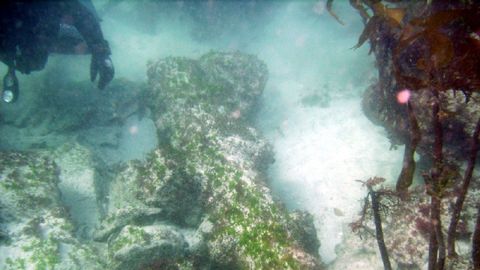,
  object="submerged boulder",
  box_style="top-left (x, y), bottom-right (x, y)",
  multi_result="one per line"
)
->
top-left (0, 51), bottom-right (322, 269)
top-left (96, 51), bottom-right (322, 269)
top-left (148, 51), bottom-right (320, 269)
